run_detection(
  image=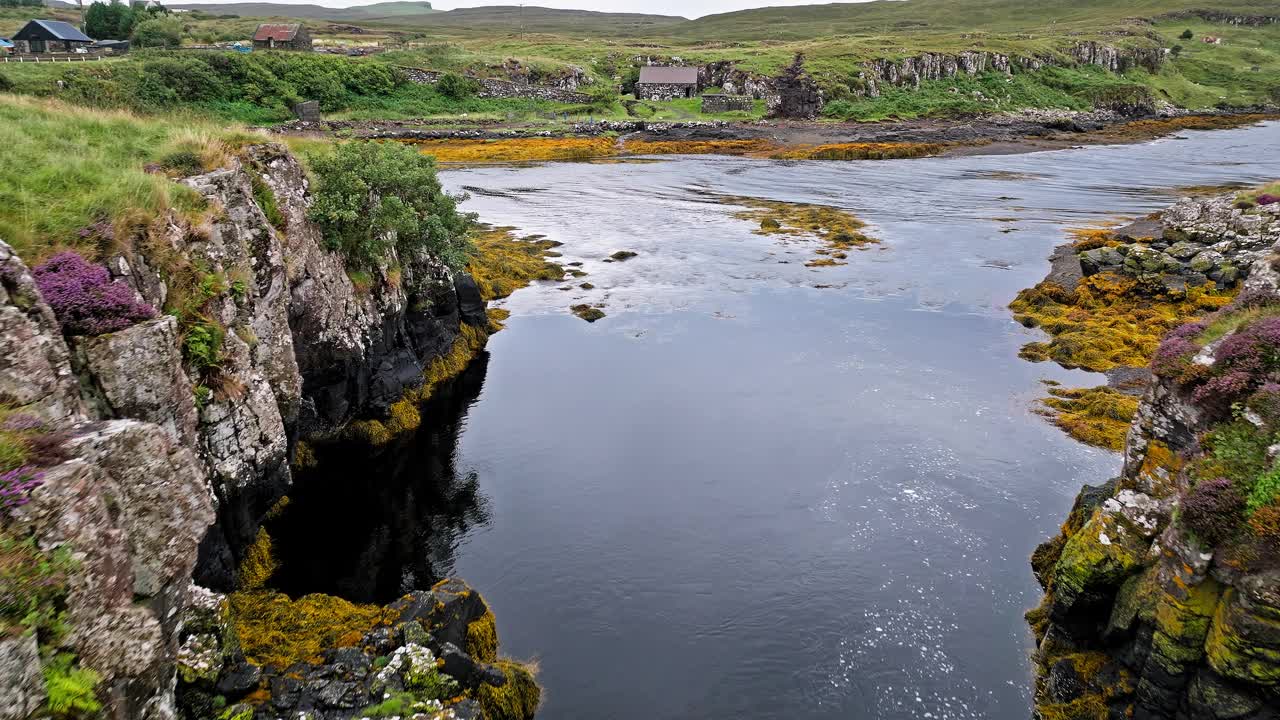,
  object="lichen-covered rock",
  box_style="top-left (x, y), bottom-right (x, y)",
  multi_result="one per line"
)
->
top-left (0, 635), bottom-right (45, 720)
top-left (74, 315), bottom-right (198, 447)
top-left (0, 240), bottom-right (84, 421)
